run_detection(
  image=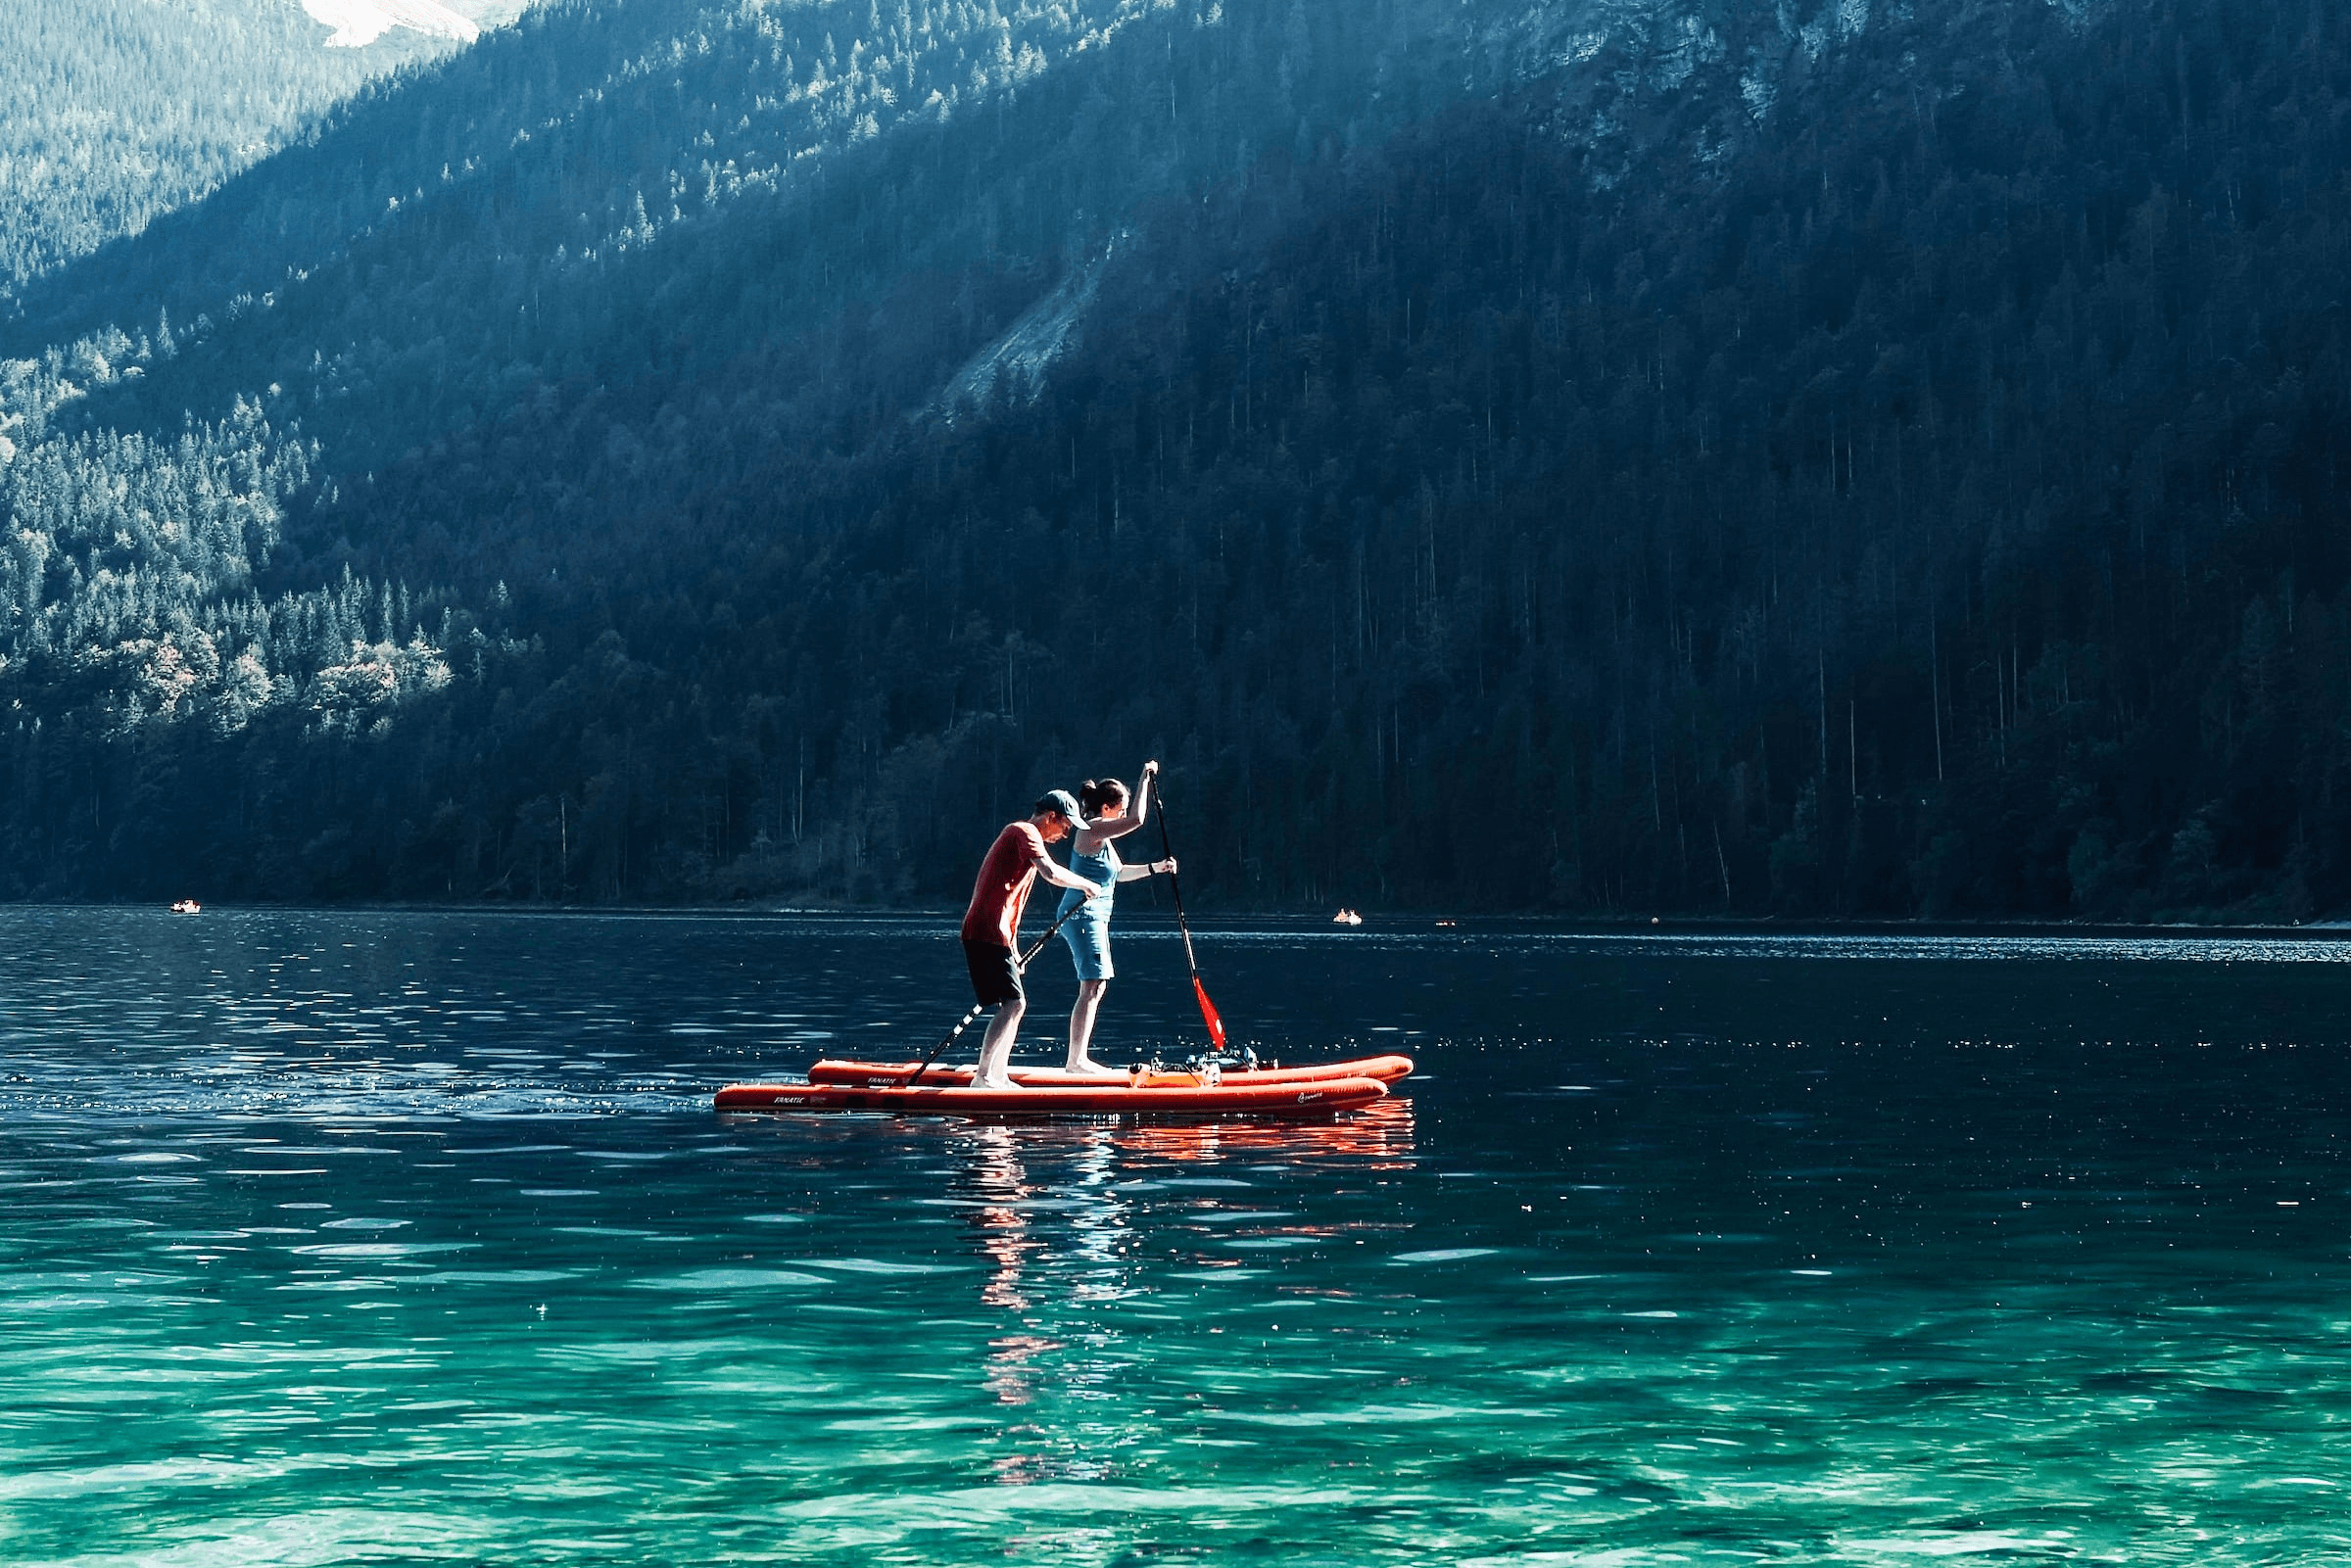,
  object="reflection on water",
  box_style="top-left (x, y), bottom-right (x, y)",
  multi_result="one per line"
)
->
top-left (949, 1109), bottom-right (1421, 1449)
top-left (1112, 1096), bottom-right (1419, 1166)
top-left (3, 908), bottom-right (2351, 1565)
top-left (972, 1125), bottom-right (1045, 1317)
